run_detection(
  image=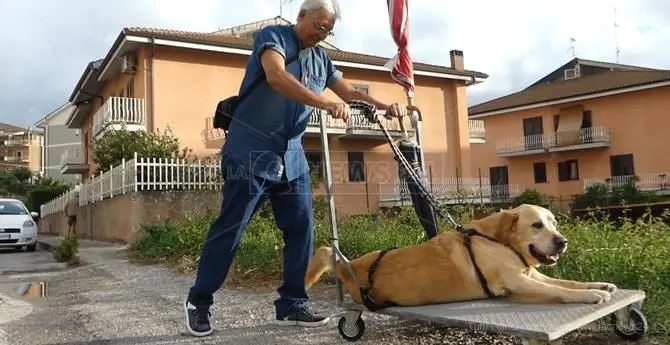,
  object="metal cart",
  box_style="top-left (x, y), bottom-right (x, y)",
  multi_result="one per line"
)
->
top-left (315, 104), bottom-right (649, 344)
